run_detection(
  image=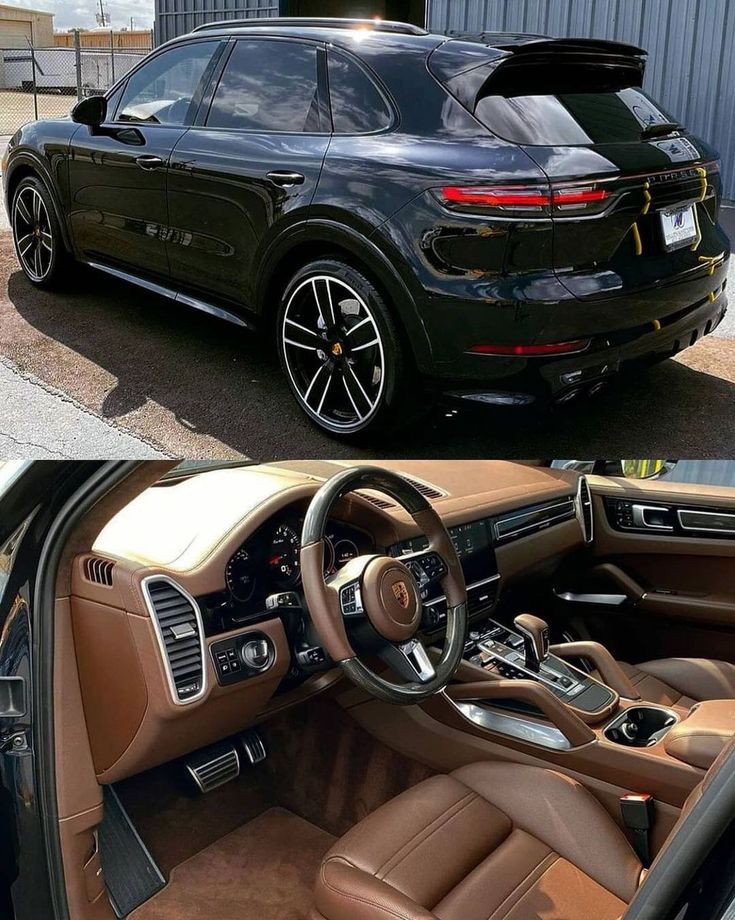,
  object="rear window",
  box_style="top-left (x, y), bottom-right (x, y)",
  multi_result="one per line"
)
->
top-left (431, 44), bottom-right (676, 146)
top-left (475, 87), bottom-right (676, 145)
